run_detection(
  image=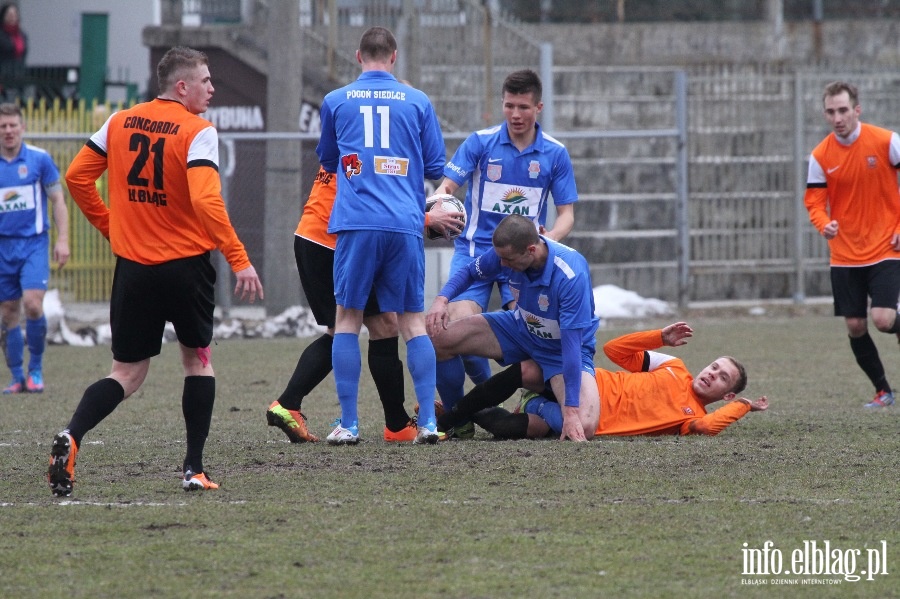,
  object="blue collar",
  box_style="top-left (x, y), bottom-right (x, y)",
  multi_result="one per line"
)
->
top-left (500, 120), bottom-right (544, 154)
top-left (357, 70), bottom-right (397, 83)
top-left (522, 236), bottom-right (555, 286)
top-left (0, 143), bottom-right (26, 164)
